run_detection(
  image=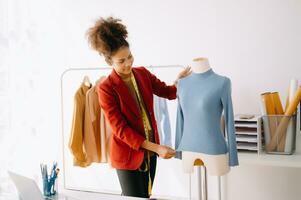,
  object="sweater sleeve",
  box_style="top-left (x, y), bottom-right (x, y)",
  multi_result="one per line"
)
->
top-left (221, 78), bottom-right (239, 166)
top-left (98, 84), bottom-right (145, 151)
top-left (142, 67), bottom-right (177, 100)
top-left (175, 88), bottom-right (184, 159)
